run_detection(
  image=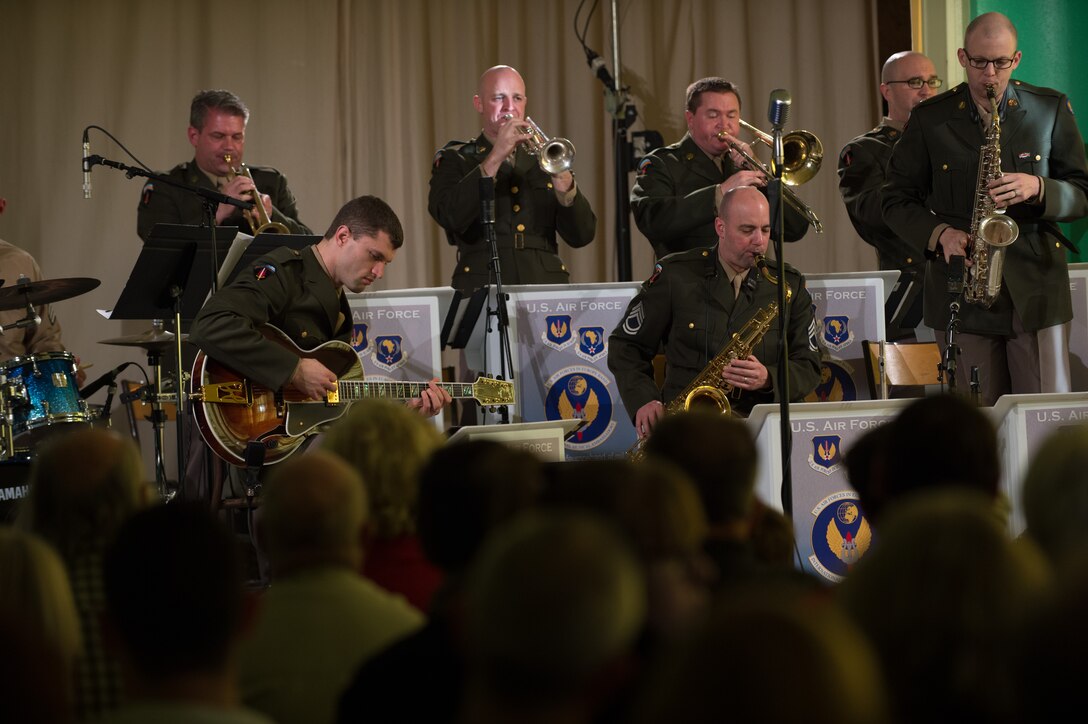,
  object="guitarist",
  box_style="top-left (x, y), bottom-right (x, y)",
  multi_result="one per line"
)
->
top-left (190, 194), bottom-right (451, 419)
